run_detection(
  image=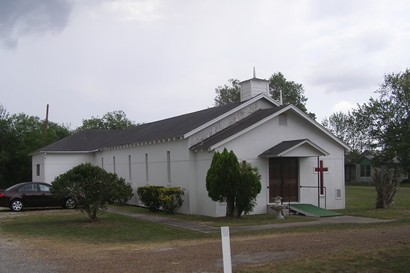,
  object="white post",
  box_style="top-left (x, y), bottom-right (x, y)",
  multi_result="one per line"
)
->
top-left (221, 226), bottom-right (232, 273)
